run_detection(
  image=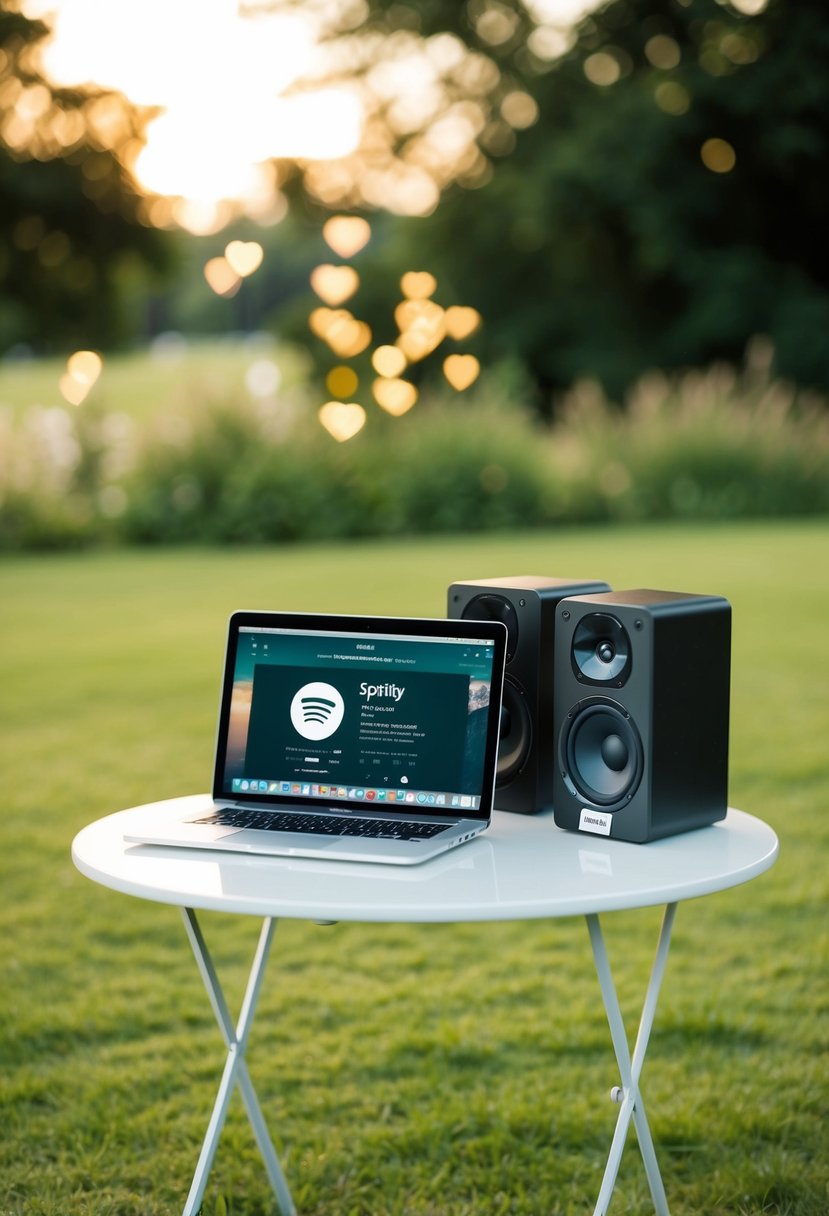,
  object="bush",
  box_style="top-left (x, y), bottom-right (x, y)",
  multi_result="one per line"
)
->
top-left (1, 345), bottom-right (828, 551)
top-left (118, 393), bottom-right (556, 544)
top-left (548, 344), bottom-right (829, 523)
